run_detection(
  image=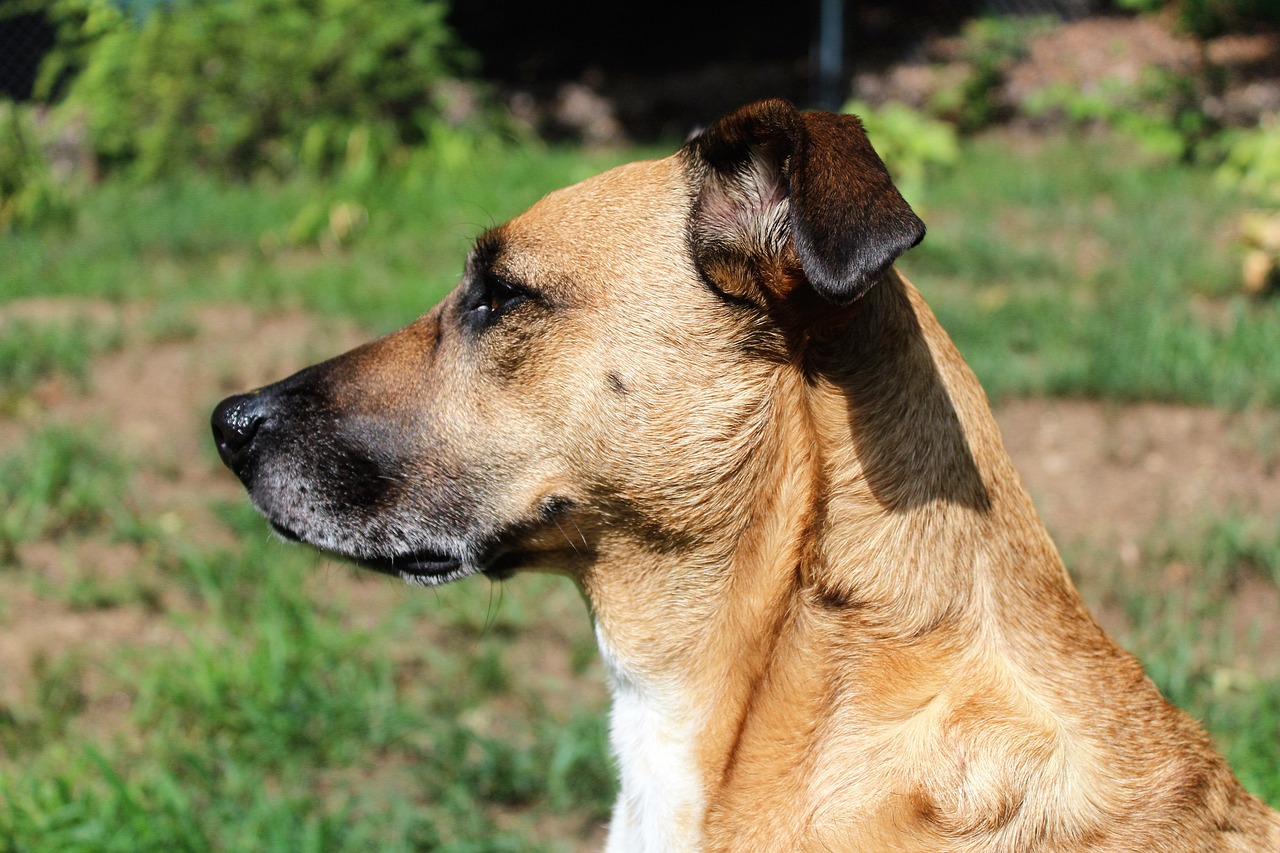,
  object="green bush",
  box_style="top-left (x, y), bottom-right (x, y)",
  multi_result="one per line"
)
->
top-left (1024, 67), bottom-right (1214, 162)
top-left (1217, 115), bottom-right (1280, 296)
top-left (1112, 0), bottom-right (1280, 37)
top-left (0, 103), bottom-right (75, 233)
top-left (1216, 114), bottom-right (1280, 204)
top-left (54, 0), bottom-right (476, 179)
top-left (929, 16), bottom-right (1050, 133)
top-left (842, 100), bottom-right (958, 208)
